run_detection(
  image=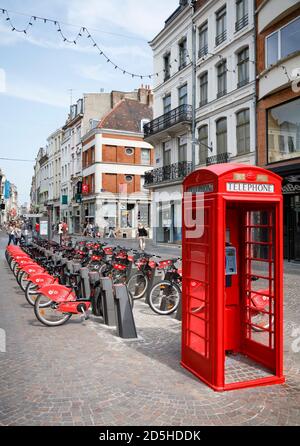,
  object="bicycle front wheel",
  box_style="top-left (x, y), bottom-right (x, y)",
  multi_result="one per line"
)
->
top-left (149, 280), bottom-right (181, 315)
top-left (127, 272), bottom-right (148, 299)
